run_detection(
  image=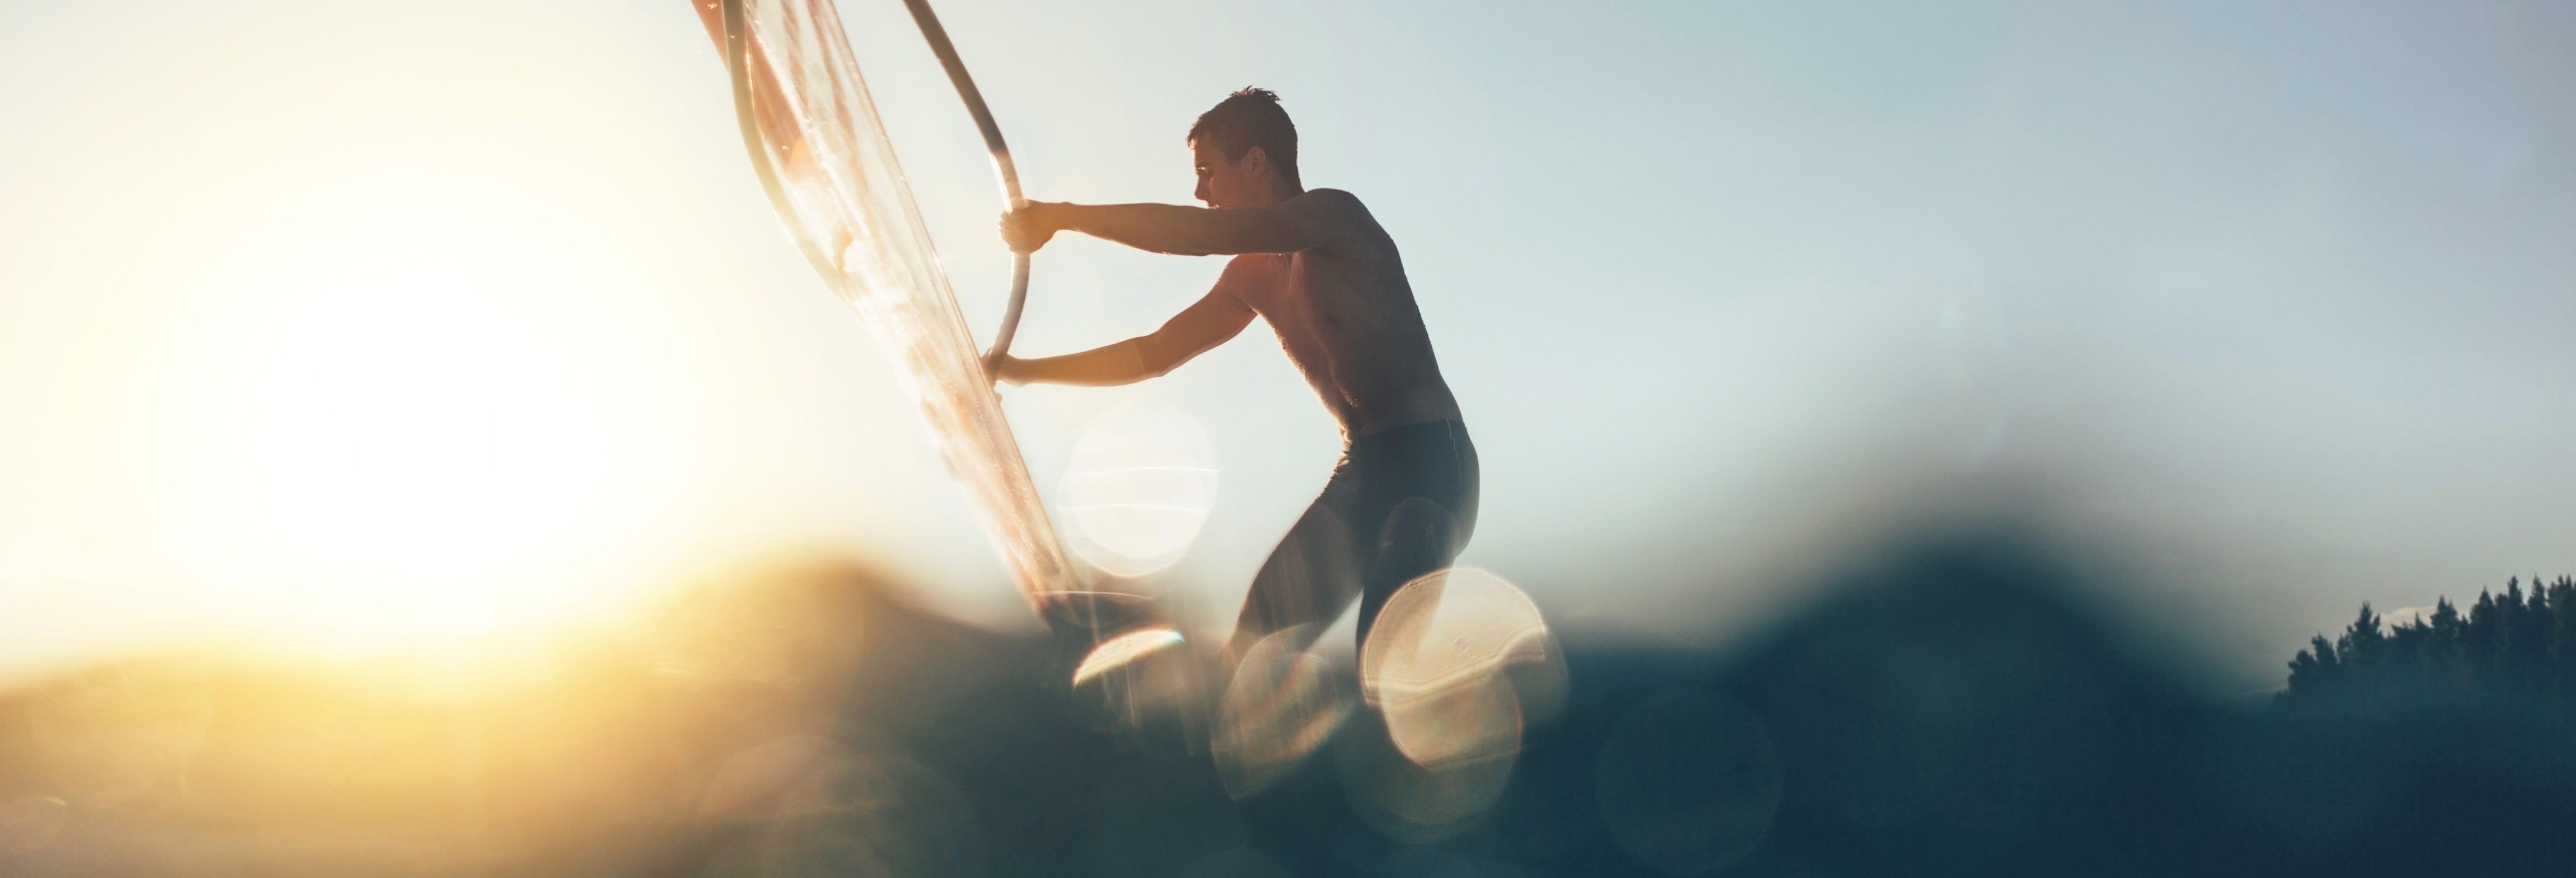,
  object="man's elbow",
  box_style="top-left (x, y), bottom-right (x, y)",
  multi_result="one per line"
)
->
top-left (1128, 338), bottom-right (1192, 380)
